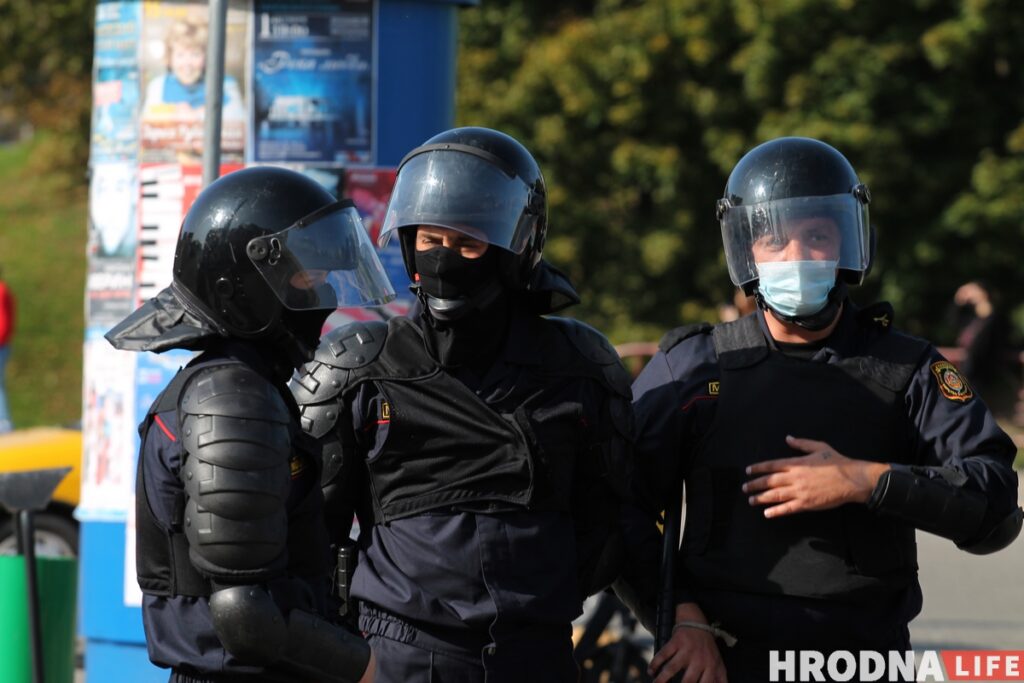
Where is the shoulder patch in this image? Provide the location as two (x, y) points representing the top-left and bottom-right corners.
(658, 323), (713, 353)
(930, 360), (974, 403)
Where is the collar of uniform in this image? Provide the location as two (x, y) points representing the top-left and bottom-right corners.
(499, 305), (546, 367)
(206, 338), (291, 387)
(758, 298), (859, 362)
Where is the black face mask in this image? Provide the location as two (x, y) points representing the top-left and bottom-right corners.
(420, 292), (510, 371)
(414, 247), (499, 300)
(280, 307), (331, 357)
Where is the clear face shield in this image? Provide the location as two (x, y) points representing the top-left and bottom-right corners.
(247, 200), (396, 310)
(376, 149), (540, 253)
(719, 193), (870, 288)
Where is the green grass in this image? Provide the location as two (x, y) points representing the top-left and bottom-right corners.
(0, 136), (87, 428)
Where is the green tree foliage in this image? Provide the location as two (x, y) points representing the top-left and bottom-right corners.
(0, 0), (95, 180)
(457, 0), (1024, 343)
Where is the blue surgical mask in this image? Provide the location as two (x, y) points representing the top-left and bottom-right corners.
(756, 260), (838, 318)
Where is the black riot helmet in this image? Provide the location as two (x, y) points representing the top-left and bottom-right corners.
(172, 166), (394, 359)
(377, 127), (549, 317)
(717, 137), (872, 294)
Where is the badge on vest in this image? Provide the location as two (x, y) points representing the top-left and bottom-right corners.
(930, 360), (973, 402)
(708, 381), (720, 396)
(380, 401), (390, 422)
(289, 453), (307, 479)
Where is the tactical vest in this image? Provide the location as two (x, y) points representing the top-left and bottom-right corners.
(135, 358), (324, 597)
(681, 313), (930, 601)
(337, 317), (622, 525)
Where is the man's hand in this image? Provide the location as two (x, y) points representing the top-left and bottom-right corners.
(648, 603), (728, 683)
(358, 649), (376, 683)
(743, 436), (890, 518)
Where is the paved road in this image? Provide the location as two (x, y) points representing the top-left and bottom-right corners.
(75, 496), (1024, 682)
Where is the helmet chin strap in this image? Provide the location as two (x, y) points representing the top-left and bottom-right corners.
(414, 278), (504, 323)
(756, 281), (847, 332)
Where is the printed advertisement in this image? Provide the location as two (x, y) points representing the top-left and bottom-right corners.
(342, 167), (412, 300)
(252, 0), (375, 164)
(91, 1), (143, 162)
(139, 0), (250, 164)
(136, 163), (244, 307)
(87, 161), (138, 322)
(76, 327), (138, 522)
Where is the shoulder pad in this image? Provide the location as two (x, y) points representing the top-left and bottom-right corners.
(314, 320), (388, 370)
(658, 323), (713, 353)
(857, 302), (896, 331)
(291, 358), (350, 407)
(712, 315), (768, 369)
(548, 317), (619, 365)
(180, 363), (289, 424)
(291, 320), (388, 411)
(547, 317), (632, 398)
(858, 329), (931, 392)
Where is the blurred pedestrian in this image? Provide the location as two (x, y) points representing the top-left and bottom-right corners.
(0, 265), (14, 433)
(954, 280), (1015, 414)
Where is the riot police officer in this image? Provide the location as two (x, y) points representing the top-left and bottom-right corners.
(634, 137), (1023, 682)
(290, 127), (635, 682)
(106, 166), (393, 682)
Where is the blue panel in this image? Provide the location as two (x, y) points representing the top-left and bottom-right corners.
(86, 639), (166, 683)
(79, 521), (146, 643)
(377, 0), (460, 165)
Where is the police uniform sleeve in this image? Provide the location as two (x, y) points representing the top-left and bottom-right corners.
(867, 346), (1022, 554)
(618, 325), (719, 621)
(548, 318), (636, 600)
(179, 363), (370, 682)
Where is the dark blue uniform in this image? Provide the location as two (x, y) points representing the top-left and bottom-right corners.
(294, 308), (634, 682)
(632, 303), (1020, 680)
(135, 343), (333, 682)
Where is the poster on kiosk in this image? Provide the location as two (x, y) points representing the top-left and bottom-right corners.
(79, 0), (473, 680)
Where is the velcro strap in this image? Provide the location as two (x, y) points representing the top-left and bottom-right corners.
(170, 529), (212, 597)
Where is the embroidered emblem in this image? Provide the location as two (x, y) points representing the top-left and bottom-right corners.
(381, 401), (391, 421)
(930, 361), (973, 402)
(289, 454), (307, 479)
(872, 313), (890, 328)
(708, 381), (720, 396)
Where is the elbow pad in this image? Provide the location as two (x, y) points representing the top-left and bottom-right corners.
(959, 506), (1023, 555)
(867, 467), (986, 545)
(209, 585), (288, 665)
(209, 585), (371, 682)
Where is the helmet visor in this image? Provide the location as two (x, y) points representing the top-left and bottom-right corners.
(721, 193), (869, 287)
(377, 150), (539, 254)
(248, 201), (396, 310)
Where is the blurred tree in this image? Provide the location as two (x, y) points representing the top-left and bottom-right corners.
(457, 0), (1024, 343)
(0, 0), (94, 182)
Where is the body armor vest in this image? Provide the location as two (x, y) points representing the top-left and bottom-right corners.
(135, 358), (324, 597)
(681, 313), (929, 601)
(333, 316), (624, 524)
(347, 318), (544, 523)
